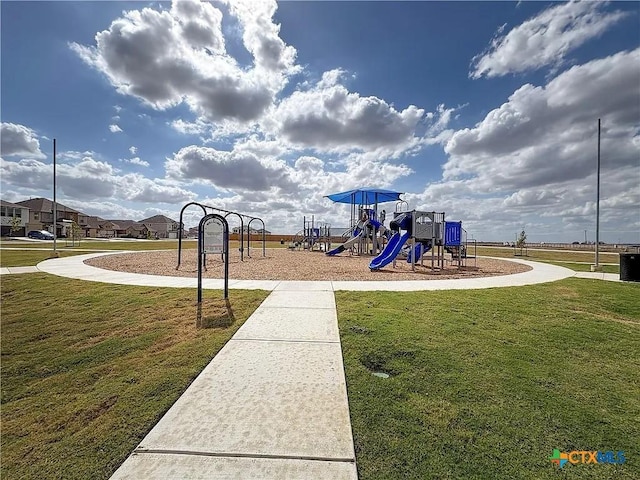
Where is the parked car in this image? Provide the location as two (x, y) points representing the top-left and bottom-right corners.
(27, 230), (55, 240)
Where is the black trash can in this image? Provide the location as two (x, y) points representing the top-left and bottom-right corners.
(620, 253), (640, 282)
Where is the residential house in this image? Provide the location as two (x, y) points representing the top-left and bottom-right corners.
(97, 220), (121, 238)
(1, 200), (30, 236)
(138, 214), (180, 239)
(82, 216), (104, 238)
(16, 197), (80, 237)
(124, 224), (154, 239)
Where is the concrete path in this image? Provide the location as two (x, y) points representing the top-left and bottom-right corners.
(111, 282), (357, 479)
(35, 253), (579, 291)
(0, 266), (40, 275)
(574, 271), (622, 282)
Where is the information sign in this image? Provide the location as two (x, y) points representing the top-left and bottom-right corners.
(203, 217), (224, 254)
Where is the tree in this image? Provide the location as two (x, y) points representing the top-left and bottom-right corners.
(9, 216), (22, 237)
(516, 230), (527, 249)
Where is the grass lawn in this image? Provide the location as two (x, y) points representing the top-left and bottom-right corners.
(476, 246), (620, 264)
(1, 274), (268, 480)
(0, 249), (89, 267)
(545, 261), (620, 274)
(336, 279), (639, 479)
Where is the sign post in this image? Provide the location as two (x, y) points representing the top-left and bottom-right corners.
(197, 214), (229, 314)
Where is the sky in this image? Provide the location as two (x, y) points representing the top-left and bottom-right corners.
(1, 0), (639, 242)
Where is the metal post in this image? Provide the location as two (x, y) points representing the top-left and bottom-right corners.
(595, 118), (601, 268)
(53, 139), (57, 254)
(411, 236), (416, 272)
(222, 222), (229, 299)
(197, 223), (203, 304)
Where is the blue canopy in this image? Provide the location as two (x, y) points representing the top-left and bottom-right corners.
(325, 188), (403, 205)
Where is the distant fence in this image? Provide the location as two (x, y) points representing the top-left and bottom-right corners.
(477, 242), (633, 253)
(223, 233), (345, 243)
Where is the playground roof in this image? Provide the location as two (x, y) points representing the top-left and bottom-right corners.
(325, 188), (404, 205)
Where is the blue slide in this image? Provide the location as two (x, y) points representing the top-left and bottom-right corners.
(407, 243), (431, 263)
(326, 227), (363, 256)
(369, 232), (411, 270)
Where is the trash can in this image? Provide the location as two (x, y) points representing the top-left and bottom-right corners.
(620, 253), (639, 282)
(280, 239), (284, 245)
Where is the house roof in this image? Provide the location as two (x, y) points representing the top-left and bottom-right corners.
(138, 214), (177, 224)
(107, 219), (139, 230)
(16, 197), (79, 213)
(85, 216), (104, 229)
(1, 199), (30, 209)
(125, 223), (156, 232)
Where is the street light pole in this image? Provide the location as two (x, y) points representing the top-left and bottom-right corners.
(53, 138), (57, 255)
(595, 119), (601, 269)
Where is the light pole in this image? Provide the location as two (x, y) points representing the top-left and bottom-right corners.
(593, 119), (601, 271)
(53, 138), (58, 256)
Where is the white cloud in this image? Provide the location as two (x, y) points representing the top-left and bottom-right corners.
(222, 0), (299, 74)
(409, 49), (640, 242)
(447, 48), (639, 188)
(471, 1), (628, 79)
(1, 155), (194, 204)
(124, 157), (150, 167)
(129, 146), (137, 155)
(118, 173), (195, 203)
(70, 0), (298, 129)
(170, 118), (209, 136)
(165, 145), (294, 192)
(109, 124), (123, 133)
(268, 70), (425, 153)
(0, 123), (47, 159)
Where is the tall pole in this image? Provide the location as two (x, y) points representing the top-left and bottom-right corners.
(595, 119), (601, 268)
(53, 138), (57, 255)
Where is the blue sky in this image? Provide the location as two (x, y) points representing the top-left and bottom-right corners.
(1, 0), (638, 242)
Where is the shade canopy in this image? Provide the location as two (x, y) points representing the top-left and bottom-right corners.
(325, 188), (404, 205)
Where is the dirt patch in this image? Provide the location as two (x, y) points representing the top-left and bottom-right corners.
(85, 248), (531, 281)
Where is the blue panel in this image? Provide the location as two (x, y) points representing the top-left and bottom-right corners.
(445, 221), (462, 246)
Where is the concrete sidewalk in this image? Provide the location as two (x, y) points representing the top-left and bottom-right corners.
(111, 282), (357, 479)
(35, 253), (578, 291)
(574, 271), (621, 282)
(0, 266), (40, 275)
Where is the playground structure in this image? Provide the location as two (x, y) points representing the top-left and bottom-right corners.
(325, 207), (390, 256)
(369, 207), (476, 272)
(320, 188), (476, 272)
(176, 201), (266, 269)
(323, 188), (403, 257)
(291, 215), (332, 252)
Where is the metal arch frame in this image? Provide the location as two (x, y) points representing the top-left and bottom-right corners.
(177, 201), (207, 269)
(222, 211), (244, 261)
(177, 201), (269, 264)
(247, 217), (266, 257)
